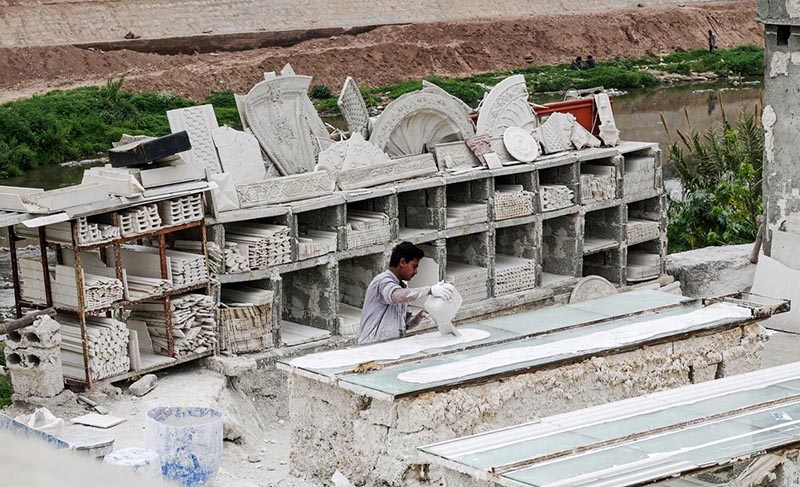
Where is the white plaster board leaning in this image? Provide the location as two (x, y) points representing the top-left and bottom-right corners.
(369, 89), (476, 157)
(571, 122), (602, 150)
(244, 75), (318, 175)
(212, 126), (268, 185)
(236, 171), (335, 207)
(476, 74), (538, 137)
(234, 93), (250, 131)
(751, 254), (800, 333)
(208, 173), (240, 213)
(338, 153), (438, 190)
(770, 230), (800, 270)
(138, 162), (206, 188)
(594, 94), (620, 146)
(338, 76), (370, 138)
(166, 104), (223, 174)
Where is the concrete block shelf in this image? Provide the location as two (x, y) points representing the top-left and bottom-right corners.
(204, 141), (667, 349)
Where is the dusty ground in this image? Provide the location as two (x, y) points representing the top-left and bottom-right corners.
(0, 1), (760, 103)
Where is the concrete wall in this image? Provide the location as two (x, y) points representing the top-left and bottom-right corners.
(288, 322), (762, 486)
(0, 0), (731, 48)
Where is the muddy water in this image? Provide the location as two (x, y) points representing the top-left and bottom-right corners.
(0, 82), (761, 190)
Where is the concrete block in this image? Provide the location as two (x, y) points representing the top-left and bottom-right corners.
(5, 347), (64, 398)
(4, 315), (62, 350)
(666, 244), (755, 298)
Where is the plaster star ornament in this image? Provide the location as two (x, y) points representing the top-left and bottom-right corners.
(369, 89), (476, 157)
(476, 74), (539, 137)
(594, 93), (620, 147)
(502, 126), (540, 163)
(338, 76), (370, 138)
(244, 74), (319, 175)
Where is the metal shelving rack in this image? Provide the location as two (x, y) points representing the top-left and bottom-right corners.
(8, 213), (212, 389)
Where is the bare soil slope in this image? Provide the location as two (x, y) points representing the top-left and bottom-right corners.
(0, 1), (761, 102)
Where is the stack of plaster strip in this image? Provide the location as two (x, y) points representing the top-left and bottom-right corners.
(224, 223), (292, 269)
(122, 244), (208, 286)
(446, 261), (488, 305)
(627, 252), (661, 281)
(57, 314), (130, 381)
(580, 165), (616, 202)
(297, 229), (337, 260)
(129, 294), (216, 357)
(16, 218), (120, 246)
(494, 254), (537, 296)
(337, 303), (363, 336)
(345, 210), (391, 248)
(77, 250), (171, 302)
(159, 194), (204, 225)
(19, 259), (123, 310)
(494, 185), (534, 220)
(623, 155), (656, 195)
(539, 185), (574, 211)
(220, 286), (274, 352)
(626, 219), (661, 245)
(118, 204), (162, 236)
(446, 202), (488, 228)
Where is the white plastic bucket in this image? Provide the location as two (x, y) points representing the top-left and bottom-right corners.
(145, 407), (223, 487)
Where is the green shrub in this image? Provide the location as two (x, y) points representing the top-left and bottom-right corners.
(310, 84), (333, 99)
(424, 76), (486, 105)
(666, 99), (763, 252)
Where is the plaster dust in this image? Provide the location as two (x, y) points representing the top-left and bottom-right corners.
(398, 303), (751, 384)
(1, 365), (322, 487)
(288, 327), (490, 370)
(0, 1), (760, 102)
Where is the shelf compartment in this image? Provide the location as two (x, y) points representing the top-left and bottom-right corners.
(280, 261), (338, 337)
(583, 205), (624, 256)
(446, 179), (490, 228)
(626, 195), (665, 246)
(579, 156), (621, 204)
(446, 232), (491, 304)
(493, 172), (535, 220)
(296, 204), (346, 253)
(582, 248), (624, 285)
(338, 252), (386, 336)
(541, 214), (580, 285)
(626, 239), (664, 283)
(538, 163), (578, 212)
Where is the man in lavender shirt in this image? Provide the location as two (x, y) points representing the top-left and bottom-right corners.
(358, 242), (453, 344)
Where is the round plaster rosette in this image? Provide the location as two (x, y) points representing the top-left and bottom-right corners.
(502, 126), (540, 163)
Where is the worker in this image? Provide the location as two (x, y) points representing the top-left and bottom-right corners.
(570, 56), (584, 71)
(708, 29), (718, 54)
(585, 55), (596, 69)
(358, 242), (454, 344)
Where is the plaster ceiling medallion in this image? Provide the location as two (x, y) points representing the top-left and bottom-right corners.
(502, 127), (539, 163)
(369, 90), (475, 158)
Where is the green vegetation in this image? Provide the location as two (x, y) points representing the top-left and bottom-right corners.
(665, 97), (763, 252)
(0, 346), (9, 408)
(0, 46), (765, 178)
(0, 76), (241, 179)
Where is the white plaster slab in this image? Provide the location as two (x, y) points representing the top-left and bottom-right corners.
(752, 254), (800, 333)
(369, 90), (475, 157)
(21, 183), (107, 214)
(71, 413), (126, 429)
(127, 319), (154, 354)
(212, 126), (268, 185)
(409, 257), (441, 307)
(503, 126), (540, 162)
(244, 75), (318, 175)
(398, 303), (750, 383)
(571, 122), (602, 150)
(476, 74), (538, 137)
(316, 132), (391, 184)
(166, 104), (222, 174)
(0, 186), (44, 211)
(138, 162), (206, 188)
(288, 328), (490, 370)
(208, 173), (240, 213)
(338, 76), (370, 138)
(484, 152), (504, 170)
(539, 112), (575, 154)
(234, 93), (250, 131)
(236, 171), (335, 207)
(770, 230), (800, 270)
(82, 167), (145, 197)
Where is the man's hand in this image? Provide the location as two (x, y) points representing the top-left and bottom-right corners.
(407, 310), (429, 329)
(430, 282), (454, 301)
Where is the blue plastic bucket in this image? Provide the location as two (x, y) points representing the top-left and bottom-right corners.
(145, 407), (223, 487)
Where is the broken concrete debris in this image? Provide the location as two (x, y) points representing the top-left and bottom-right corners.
(4, 315), (64, 400)
(128, 374), (158, 397)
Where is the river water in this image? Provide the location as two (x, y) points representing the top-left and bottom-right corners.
(0, 81), (762, 190)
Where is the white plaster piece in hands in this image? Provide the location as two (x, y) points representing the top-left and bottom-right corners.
(503, 127), (540, 162)
(424, 285), (463, 337)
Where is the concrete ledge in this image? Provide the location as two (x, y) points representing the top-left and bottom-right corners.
(667, 244), (756, 298)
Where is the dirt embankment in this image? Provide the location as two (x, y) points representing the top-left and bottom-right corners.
(0, 1), (761, 103)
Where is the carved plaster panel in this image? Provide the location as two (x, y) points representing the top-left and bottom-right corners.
(244, 75), (318, 176)
(422, 80), (472, 119)
(338, 76), (370, 138)
(369, 90), (475, 158)
(595, 93), (620, 147)
(316, 132), (391, 179)
(476, 75), (538, 137)
(538, 112), (575, 154)
(465, 135), (492, 165)
(571, 122), (602, 150)
(166, 104), (222, 174)
(490, 136), (515, 163)
(338, 154), (438, 190)
(434, 141), (481, 171)
(236, 172), (335, 207)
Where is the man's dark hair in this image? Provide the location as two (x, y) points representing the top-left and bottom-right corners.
(587, 55), (594, 60)
(390, 242), (424, 267)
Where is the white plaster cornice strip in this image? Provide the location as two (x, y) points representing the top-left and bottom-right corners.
(236, 172), (336, 207)
(338, 153), (438, 190)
